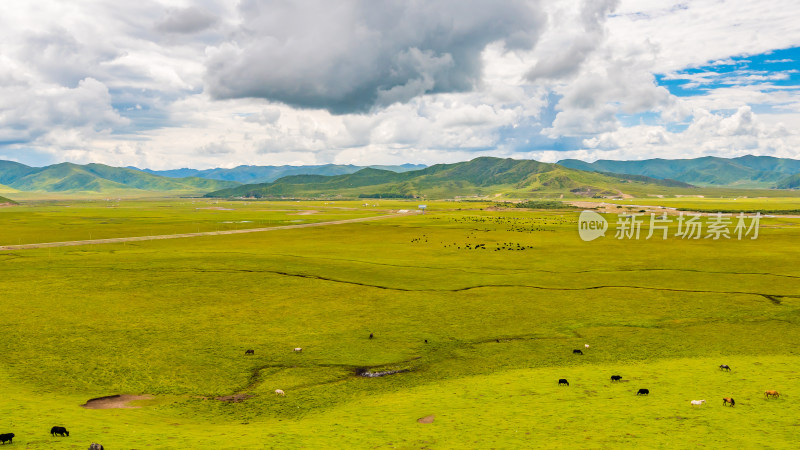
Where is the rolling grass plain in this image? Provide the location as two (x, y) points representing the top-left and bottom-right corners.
(0, 199), (392, 246)
(0, 198), (799, 448)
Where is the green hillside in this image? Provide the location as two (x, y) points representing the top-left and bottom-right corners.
(0, 161), (240, 194)
(206, 157), (698, 199)
(0, 160), (38, 185)
(0, 195), (16, 204)
(557, 155), (800, 188)
(776, 173), (800, 189)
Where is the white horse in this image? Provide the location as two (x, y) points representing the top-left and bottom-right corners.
(275, 389), (285, 396)
(293, 347), (302, 352)
(690, 399), (706, 406)
(584, 344), (590, 349)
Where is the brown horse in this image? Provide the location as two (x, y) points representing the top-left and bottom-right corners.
(723, 397), (735, 406)
(765, 390), (780, 398)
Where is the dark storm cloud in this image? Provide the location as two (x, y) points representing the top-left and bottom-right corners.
(204, 0), (545, 114)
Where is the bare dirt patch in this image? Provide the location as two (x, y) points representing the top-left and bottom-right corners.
(82, 394), (153, 409)
(291, 210), (319, 215)
(568, 201), (627, 214)
(215, 393), (253, 403)
(417, 415), (435, 424)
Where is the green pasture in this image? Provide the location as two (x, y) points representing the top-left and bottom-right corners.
(0, 199), (405, 246)
(0, 200), (798, 447)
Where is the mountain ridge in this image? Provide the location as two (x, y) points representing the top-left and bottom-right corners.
(557, 155), (800, 188)
(205, 156), (698, 199)
(136, 163), (427, 184)
(0, 161), (240, 194)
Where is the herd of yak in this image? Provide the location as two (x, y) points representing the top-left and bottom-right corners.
(562, 351), (782, 408)
(0, 343), (785, 446)
(0, 427), (104, 448)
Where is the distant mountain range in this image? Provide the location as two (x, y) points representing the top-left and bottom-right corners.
(0, 161), (426, 197)
(137, 163), (427, 184)
(0, 161), (239, 194)
(1, 154), (798, 199)
(205, 157), (695, 199)
(557, 155), (800, 188)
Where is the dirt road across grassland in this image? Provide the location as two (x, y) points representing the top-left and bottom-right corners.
(0, 211), (418, 251)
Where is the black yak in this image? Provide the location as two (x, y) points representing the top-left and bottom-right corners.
(50, 426), (69, 437)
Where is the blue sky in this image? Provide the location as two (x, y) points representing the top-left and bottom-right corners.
(657, 46), (800, 99)
(0, 0), (799, 169)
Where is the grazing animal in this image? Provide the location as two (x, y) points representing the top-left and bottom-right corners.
(723, 397), (735, 406)
(275, 389), (285, 396)
(369, 333), (374, 339)
(572, 349), (583, 355)
(293, 348), (302, 352)
(89, 444), (105, 450)
(0, 433), (14, 444)
(690, 400), (706, 406)
(636, 388), (649, 396)
(245, 349), (254, 355)
(719, 364), (731, 371)
(424, 339), (428, 343)
(50, 426), (69, 437)
(558, 378), (569, 386)
(584, 344), (590, 349)
(610, 375), (622, 382)
(765, 390), (780, 398)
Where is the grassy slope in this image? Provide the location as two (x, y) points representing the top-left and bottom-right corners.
(81, 163), (240, 191)
(0, 182), (21, 194)
(0, 160), (39, 185)
(0, 201), (799, 447)
(775, 173), (800, 189)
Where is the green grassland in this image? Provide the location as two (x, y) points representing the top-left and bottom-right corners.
(0, 200), (799, 447)
(0, 199), (401, 246)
